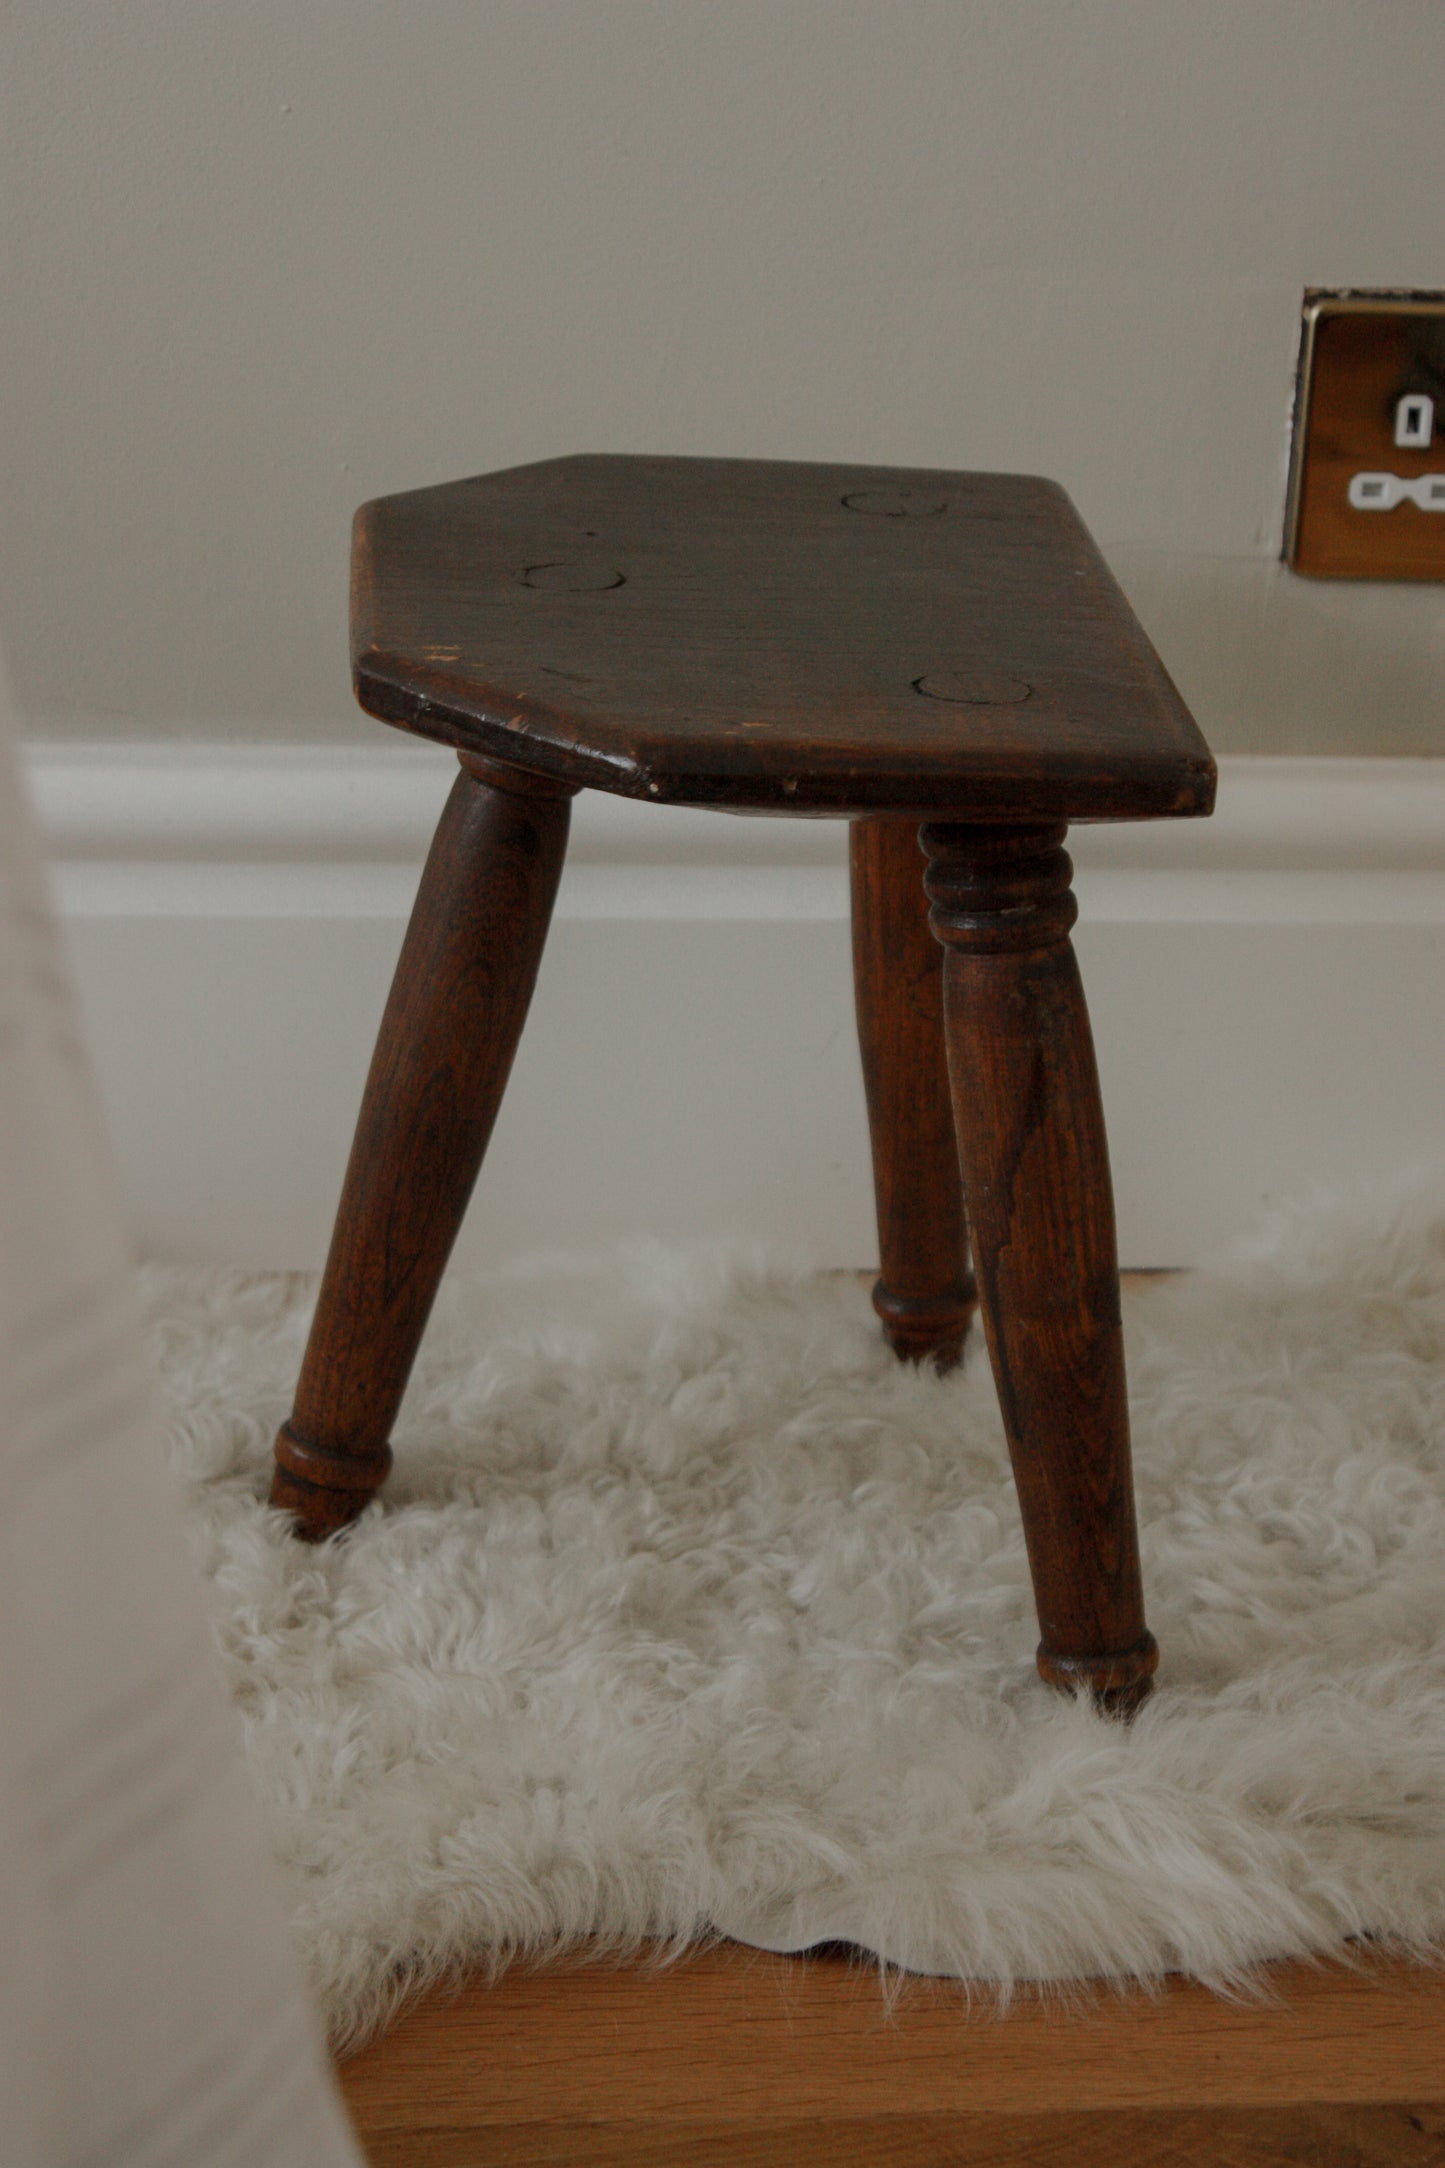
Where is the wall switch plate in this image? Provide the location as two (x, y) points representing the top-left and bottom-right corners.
(1284, 290), (1445, 580)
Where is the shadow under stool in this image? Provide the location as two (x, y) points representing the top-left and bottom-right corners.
(269, 454), (1216, 1714)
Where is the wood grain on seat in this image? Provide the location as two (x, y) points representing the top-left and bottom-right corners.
(351, 454), (1216, 821)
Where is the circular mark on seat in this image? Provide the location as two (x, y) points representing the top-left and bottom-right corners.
(913, 672), (1031, 705)
(518, 561), (626, 592)
(841, 488), (947, 518)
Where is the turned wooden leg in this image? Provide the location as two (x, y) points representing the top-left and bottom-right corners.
(849, 818), (975, 1368)
(921, 821), (1157, 1712)
(270, 754), (574, 1539)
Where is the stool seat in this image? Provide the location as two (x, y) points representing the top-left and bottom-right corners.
(353, 453), (1215, 822)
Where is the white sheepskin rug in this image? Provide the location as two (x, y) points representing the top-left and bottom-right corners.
(143, 1176), (1445, 2047)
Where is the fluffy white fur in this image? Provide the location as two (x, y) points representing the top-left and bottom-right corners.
(142, 1176), (1445, 2047)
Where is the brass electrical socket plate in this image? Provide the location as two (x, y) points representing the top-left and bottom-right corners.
(1285, 291), (1445, 580)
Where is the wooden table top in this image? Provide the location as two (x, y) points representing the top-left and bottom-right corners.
(352, 454), (1215, 822)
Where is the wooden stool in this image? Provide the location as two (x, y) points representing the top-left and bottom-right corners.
(270, 456), (1215, 1713)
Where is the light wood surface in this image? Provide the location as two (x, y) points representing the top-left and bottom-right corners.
(336, 1940), (1445, 2166)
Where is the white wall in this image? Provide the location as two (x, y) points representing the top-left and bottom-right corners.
(3, 1), (1443, 753)
(6, 7), (1445, 1270)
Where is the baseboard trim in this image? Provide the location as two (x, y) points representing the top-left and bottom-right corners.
(22, 743), (1445, 1270)
(25, 744), (1445, 924)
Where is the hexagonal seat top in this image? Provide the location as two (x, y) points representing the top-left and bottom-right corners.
(352, 454), (1215, 822)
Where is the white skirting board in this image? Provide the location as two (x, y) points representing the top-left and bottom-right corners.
(23, 741), (1445, 1271)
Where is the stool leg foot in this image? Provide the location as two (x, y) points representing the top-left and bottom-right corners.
(849, 817), (975, 1369)
(921, 822), (1156, 1714)
(270, 757), (573, 1540)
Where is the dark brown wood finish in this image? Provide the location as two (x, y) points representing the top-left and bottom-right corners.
(271, 756), (572, 1538)
(849, 816), (974, 1366)
(922, 821), (1155, 1710)
(272, 453), (1213, 1708)
(351, 455), (1216, 821)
